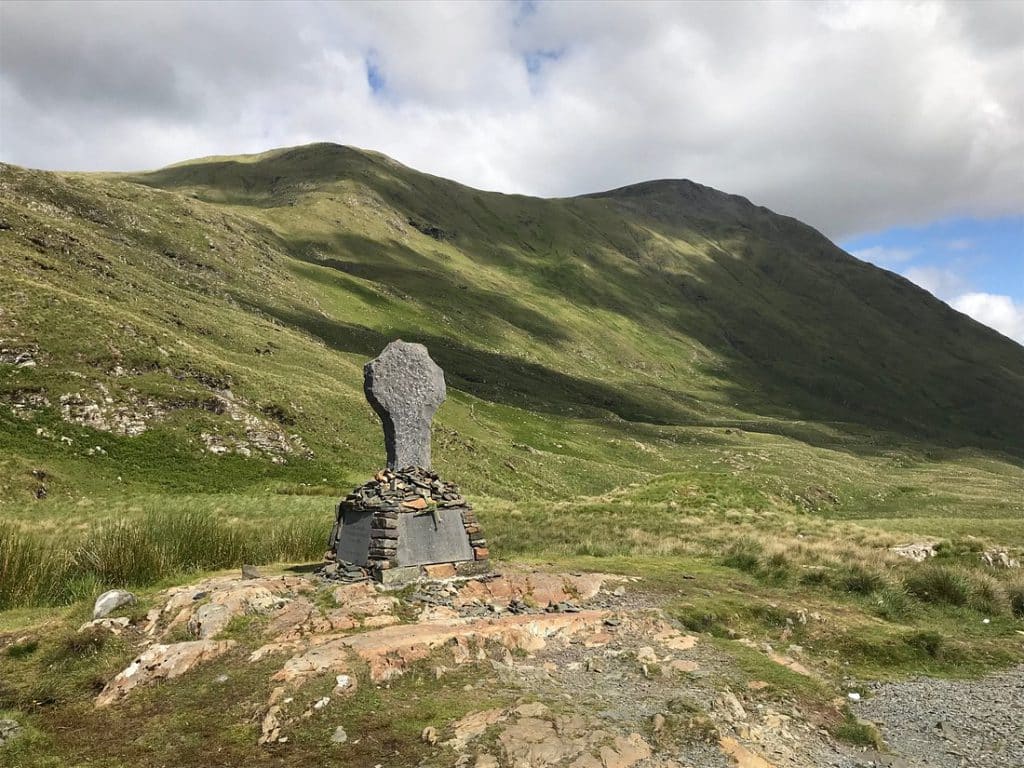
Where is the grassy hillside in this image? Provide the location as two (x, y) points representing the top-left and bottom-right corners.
(3, 145), (1024, 767)
(2, 143), (1022, 490)
(1, 142), (1022, 595)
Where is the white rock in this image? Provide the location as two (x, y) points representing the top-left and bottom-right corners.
(636, 646), (658, 664)
(93, 589), (136, 619)
(847, 692), (861, 702)
(78, 616), (131, 634)
(331, 725), (348, 744)
(334, 674), (354, 691)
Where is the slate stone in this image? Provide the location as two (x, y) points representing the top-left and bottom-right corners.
(364, 340), (445, 471)
(336, 508), (375, 566)
(395, 509), (474, 566)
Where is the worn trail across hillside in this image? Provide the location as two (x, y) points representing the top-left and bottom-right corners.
(5, 565), (1017, 767)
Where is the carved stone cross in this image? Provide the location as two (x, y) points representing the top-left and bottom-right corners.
(364, 340), (446, 470)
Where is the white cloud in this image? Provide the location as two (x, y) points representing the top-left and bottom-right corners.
(945, 238), (975, 251)
(850, 246), (919, 267)
(951, 292), (1024, 344)
(902, 266), (971, 299)
(0, 0), (1022, 239)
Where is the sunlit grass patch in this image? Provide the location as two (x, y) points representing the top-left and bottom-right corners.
(0, 509), (326, 610)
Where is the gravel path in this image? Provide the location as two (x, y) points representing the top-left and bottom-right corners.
(854, 664), (1024, 768)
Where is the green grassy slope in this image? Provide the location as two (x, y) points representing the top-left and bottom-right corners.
(1, 142), (1022, 509)
(4, 144), (1024, 766)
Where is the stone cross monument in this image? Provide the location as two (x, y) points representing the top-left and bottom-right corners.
(363, 340), (446, 470)
(328, 339), (489, 585)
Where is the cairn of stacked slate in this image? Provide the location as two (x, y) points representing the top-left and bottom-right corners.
(327, 341), (490, 586)
(327, 466), (489, 583)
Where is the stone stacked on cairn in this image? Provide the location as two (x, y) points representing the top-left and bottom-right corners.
(330, 466), (489, 577)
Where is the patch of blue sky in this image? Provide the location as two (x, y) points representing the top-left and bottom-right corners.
(511, 0), (539, 27)
(841, 216), (1023, 301)
(366, 57), (386, 95)
(524, 48), (563, 77)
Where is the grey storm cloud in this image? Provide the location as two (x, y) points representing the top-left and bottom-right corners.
(1, 0), (1021, 240)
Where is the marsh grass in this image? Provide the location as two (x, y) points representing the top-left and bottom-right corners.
(837, 562), (889, 595)
(903, 564), (973, 607)
(0, 511), (324, 610)
(1008, 577), (1024, 618)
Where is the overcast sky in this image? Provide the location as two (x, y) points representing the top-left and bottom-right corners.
(1, 0), (1021, 341)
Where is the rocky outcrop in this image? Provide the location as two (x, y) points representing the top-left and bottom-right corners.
(95, 639), (237, 707)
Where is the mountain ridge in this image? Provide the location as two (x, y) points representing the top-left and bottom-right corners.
(1, 142), (1022, 506)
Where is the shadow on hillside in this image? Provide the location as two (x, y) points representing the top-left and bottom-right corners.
(136, 145), (1024, 461)
(283, 232), (571, 345)
(252, 302), (702, 427)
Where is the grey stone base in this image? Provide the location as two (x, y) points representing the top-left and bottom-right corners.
(372, 558), (491, 588)
(454, 559), (492, 577)
(375, 566), (423, 588)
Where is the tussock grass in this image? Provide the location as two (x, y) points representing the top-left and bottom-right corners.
(1008, 577), (1024, 618)
(969, 573), (1009, 616)
(903, 630), (947, 660)
(0, 512), (325, 610)
(903, 564), (973, 607)
(721, 538), (764, 574)
(873, 585), (918, 621)
(837, 562), (888, 595)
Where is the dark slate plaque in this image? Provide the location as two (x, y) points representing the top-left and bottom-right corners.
(336, 508), (374, 566)
(396, 508), (474, 566)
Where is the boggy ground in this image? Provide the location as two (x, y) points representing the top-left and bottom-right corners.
(4, 563), (1020, 768)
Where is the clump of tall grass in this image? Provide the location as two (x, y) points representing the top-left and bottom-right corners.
(873, 585), (917, 622)
(759, 550), (794, 584)
(1007, 577), (1024, 618)
(0, 512), (326, 611)
(75, 520), (167, 587)
(837, 562), (888, 595)
(720, 538), (794, 583)
(904, 629), (946, 660)
(901, 563), (1018, 616)
(0, 523), (74, 608)
(721, 537), (764, 574)
(969, 573), (1008, 616)
(903, 564), (972, 606)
